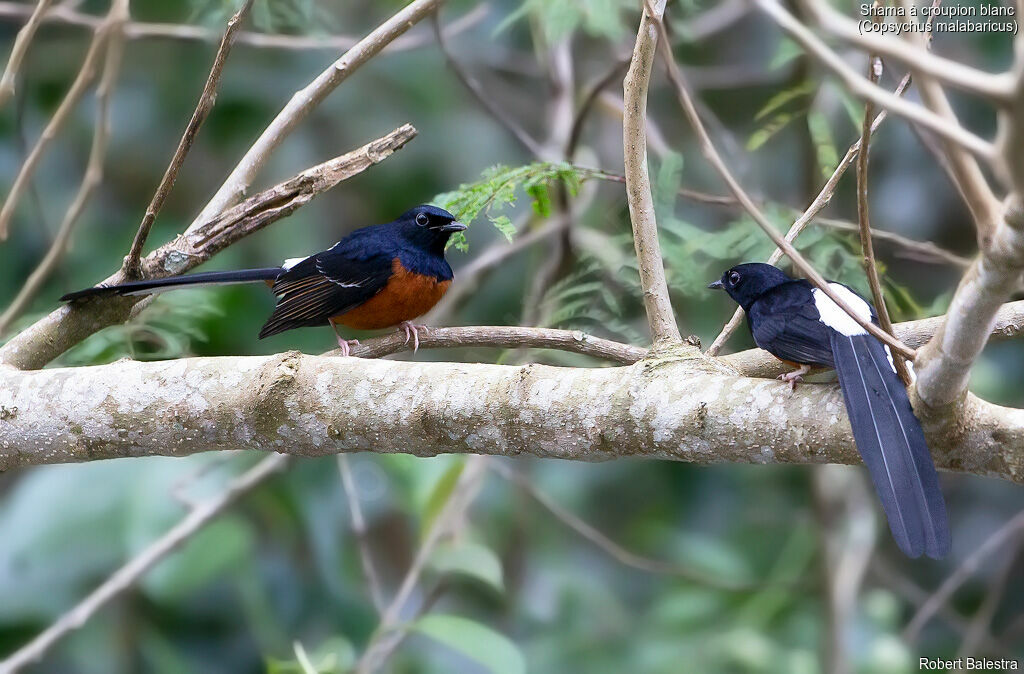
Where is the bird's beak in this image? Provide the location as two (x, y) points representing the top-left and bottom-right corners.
(707, 280), (724, 290)
(440, 221), (467, 232)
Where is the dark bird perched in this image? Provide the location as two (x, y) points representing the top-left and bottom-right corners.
(709, 263), (950, 559)
(61, 205), (466, 355)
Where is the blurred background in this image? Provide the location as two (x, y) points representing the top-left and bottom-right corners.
(0, 0), (1021, 671)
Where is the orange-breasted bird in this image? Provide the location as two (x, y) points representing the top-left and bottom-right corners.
(61, 205), (466, 355)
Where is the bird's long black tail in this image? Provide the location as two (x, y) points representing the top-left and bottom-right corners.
(60, 268), (283, 302)
(831, 332), (950, 559)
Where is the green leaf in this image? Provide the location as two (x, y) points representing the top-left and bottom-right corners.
(427, 541), (505, 593)
(421, 458), (466, 536)
(806, 110), (840, 180)
(412, 614), (525, 674)
(489, 215), (517, 243)
(754, 81), (814, 121)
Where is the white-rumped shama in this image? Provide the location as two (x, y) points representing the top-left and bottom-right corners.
(710, 262), (949, 559)
(61, 205), (466, 355)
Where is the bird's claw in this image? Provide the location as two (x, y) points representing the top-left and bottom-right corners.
(777, 372), (803, 391)
(399, 321), (425, 353)
(335, 337), (360, 357)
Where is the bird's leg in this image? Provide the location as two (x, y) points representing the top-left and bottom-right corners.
(398, 321), (426, 353)
(331, 323), (360, 357)
(778, 363), (812, 391)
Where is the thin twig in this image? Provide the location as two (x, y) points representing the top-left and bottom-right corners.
(0, 0), (127, 335)
(814, 217), (971, 268)
(0, 2), (486, 54)
(0, 0), (53, 107)
(903, 510), (1024, 643)
(337, 455), (385, 614)
(0, 454), (290, 674)
(122, 0), (254, 277)
(431, 10), (543, 158)
(189, 0), (444, 229)
(566, 54), (631, 159)
(355, 457), (488, 674)
(856, 18), (912, 385)
(646, 3), (917, 360)
(0, 6), (114, 239)
(335, 325), (647, 364)
(492, 462), (765, 591)
(623, 0), (681, 346)
(957, 540), (1021, 657)
(750, 0), (996, 163)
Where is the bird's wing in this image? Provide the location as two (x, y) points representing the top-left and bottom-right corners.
(749, 282), (835, 368)
(258, 242), (393, 339)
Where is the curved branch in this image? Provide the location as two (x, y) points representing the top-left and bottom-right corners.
(0, 348), (1020, 482)
(623, 0), (681, 346)
(751, 0), (996, 163)
(0, 0), (52, 107)
(339, 325), (646, 363)
(190, 0), (443, 228)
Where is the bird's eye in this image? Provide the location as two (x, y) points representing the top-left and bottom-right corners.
(728, 271), (741, 285)
(415, 213), (429, 227)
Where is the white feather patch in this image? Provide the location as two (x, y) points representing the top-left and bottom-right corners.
(282, 256), (309, 270)
(812, 284), (872, 336)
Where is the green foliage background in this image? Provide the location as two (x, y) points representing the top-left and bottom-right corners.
(0, 0), (1021, 672)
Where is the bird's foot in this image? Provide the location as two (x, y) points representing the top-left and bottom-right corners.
(335, 337), (361, 357)
(777, 365), (812, 391)
(398, 321), (426, 352)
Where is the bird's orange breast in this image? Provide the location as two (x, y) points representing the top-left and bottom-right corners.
(330, 258), (451, 330)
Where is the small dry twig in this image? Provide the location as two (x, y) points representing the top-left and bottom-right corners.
(0, 0), (53, 107)
(122, 0), (255, 277)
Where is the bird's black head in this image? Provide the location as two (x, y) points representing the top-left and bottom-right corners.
(394, 205), (466, 255)
(708, 262), (793, 311)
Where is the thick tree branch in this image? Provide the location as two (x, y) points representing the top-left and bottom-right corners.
(0, 348), (1020, 482)
(0, 126), (416, 370)
(190, 0), (443, 228)
(623, 0), (681, 346)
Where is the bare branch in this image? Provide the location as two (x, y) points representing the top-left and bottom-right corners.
(0, 0), (127, 335)
(431, 10), (543, 158)
(0, 0), (52, 107)
(0, 454), (290, 674)
(623, 0), (681, 346)
(0, 2), (486, 54)
(646, 5), (917, 360)
(903, 510), (1024, 643)
(190, 0), (444, 229)
(337, 455), (385, 614)
(492, 461), (762, 591)
(814, 217), (972, 269)
(1, 347), (1021, 481)
(856, 37), (913, 385)
(337, 325), (647, 364)
(750, 0), (996, 163)
(122, 0), (255, 277)
(801, 0), (1012, 102)
(0, 126), (416, 370)
(0, 3), (116, 239)
(355, 457), (488, 673)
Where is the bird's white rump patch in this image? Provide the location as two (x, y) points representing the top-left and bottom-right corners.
(282, 256), (309, 270)
(812, 283), (872, 336)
